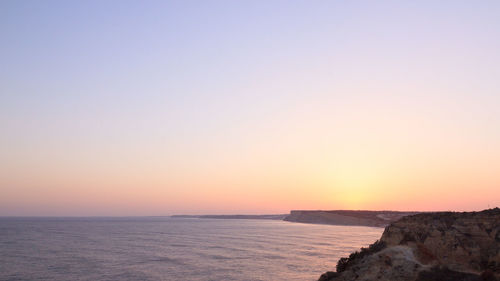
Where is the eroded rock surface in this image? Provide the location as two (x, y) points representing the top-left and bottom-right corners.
(319, 208), (500, 281)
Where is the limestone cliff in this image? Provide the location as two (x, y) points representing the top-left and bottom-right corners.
(318, 208), (500, 281)
(284, 210), (419, 227)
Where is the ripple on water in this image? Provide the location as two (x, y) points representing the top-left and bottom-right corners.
(0, 218), (383, 281)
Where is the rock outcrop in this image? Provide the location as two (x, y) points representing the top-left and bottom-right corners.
(284, 210), (419, 227)
(319, 208), (500, 281)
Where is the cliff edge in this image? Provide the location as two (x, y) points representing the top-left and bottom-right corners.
(318, 208), (500, 281)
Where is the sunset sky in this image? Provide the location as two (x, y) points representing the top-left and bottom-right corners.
(1, 0), (499, 216)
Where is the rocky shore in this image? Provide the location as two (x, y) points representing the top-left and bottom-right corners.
(318, 208), (500, 281)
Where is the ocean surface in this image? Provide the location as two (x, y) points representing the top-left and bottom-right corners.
(0, 217), (383, 281)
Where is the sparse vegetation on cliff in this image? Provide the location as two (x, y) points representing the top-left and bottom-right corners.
(318, 208), (500, 281)
(336, 240), (387, 273)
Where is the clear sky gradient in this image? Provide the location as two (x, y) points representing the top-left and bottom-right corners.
(1, 0), (499, 215)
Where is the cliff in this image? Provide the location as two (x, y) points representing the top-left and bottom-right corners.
(284, 210), (419, 227)
(318, 208), (500, 281)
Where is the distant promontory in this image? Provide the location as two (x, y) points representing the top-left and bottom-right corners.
(283, 210), (420, 227)
(171, 210), (419, 227)
(170, 214), (288, 220)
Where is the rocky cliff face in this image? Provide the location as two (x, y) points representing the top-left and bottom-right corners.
(284, 210), (419, 227)
(318, 208), (500, 281)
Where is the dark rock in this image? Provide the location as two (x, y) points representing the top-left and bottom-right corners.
(415, 266), (482, 281)
(318, 271), (338, 281)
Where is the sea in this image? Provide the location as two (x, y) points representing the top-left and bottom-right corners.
(0, 217), (383, 281)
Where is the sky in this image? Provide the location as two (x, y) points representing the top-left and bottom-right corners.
(1, 0), (500, 216)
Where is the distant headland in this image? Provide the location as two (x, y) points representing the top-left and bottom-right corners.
(284, 210), (421, 227)
(170, 214), (288, 220)
(171, 210), (420, 227)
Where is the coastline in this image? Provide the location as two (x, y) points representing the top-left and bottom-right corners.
(318, 208), (500, 281)
(171, 210), (420, 228)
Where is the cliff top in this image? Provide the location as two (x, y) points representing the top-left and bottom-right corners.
(319, 208), (500, 281)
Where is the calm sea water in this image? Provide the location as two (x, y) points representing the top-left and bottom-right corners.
(0, 217), (382, 281)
